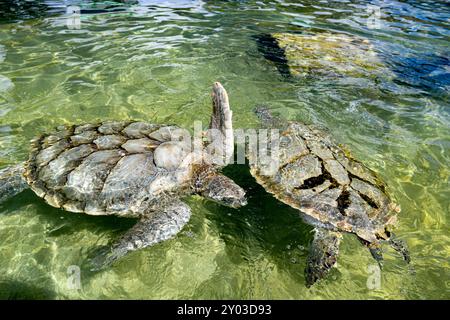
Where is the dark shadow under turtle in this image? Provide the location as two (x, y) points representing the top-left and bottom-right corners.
(0, 278), (57, 300)
(204, 163), (315, 285)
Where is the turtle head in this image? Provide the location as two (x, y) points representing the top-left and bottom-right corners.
(197, 172), (247, 209)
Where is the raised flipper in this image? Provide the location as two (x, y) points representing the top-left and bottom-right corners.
(86, 200), (191, 271)
(359, 233), (410, 267)
(206, 82), (234, 166)
(0, 163), (28, 204)
(305, 228), (342, 287)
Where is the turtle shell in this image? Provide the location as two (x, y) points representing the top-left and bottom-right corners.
(249, 122), (400, 243)
(268, 32), (391, 79)
(24, 121), (195, 217)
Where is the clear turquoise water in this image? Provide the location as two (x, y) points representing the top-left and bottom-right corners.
(0, 0), (448, 299)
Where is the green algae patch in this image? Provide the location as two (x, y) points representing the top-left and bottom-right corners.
(272, 32), (391, 79)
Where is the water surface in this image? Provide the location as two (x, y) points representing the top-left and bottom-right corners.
(0, 0), (448, 299)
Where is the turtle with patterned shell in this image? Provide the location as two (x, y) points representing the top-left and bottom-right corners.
(249, 106), (410, 286)
(0, 82), (247, 270)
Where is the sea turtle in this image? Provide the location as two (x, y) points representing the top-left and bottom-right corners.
(0, 82), (247, 270)
(248, 106), (410, 286)
(255, 32), (391, 80)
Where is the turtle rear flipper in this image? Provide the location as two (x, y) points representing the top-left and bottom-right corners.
(305, 228), (342, 287)
(359, 234), (410, 268)
(0, 163), (28, 204)
(85, 200), (191, 272)
(388, 233), (411, 263)
(358, 238), (384, 268)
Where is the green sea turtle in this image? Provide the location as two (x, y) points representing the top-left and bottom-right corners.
(248, 106), (410, 286)
(256, 32), (391, 79)
(0, 82), (247, 270)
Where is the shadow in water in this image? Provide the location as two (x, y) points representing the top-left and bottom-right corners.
(253, 33), (292, 79)
(1, 188), (135, 238)
(0, 278), (56, 299)
(204, 163), (314, 283)
(0, 188), (137, 286)
(0, 0), (51, 24)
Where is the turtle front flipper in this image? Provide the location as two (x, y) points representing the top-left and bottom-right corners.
(388, 233), (411, 263)
(86, 200), (191, 272)
(0, 163), (28, 204)
(305, 228), (342, 287)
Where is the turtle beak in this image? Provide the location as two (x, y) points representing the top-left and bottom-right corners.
(228, 196), (247, 209)
(198, 173), (247, 209)
(227, 185), (247, 209)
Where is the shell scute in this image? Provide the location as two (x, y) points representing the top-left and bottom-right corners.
(323, 159), (350, 185)
(122, 122), (160, 138)
(98, 121), (129, 135)
(70, 130), (98, 146)
(278, 132), (309, 167)
(121, 138), (159, 153)
(74, 123), (98, 134)
(276, 154), (322, 189)
(94, 134), (127, 150)
(35, 140), (70, 168)
(148, 125), (182, 142)
(64, 149), (124, 202)
(98, 153), (157, 215)
(38, 144), (96, 189)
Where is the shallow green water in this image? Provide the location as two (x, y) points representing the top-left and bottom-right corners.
(0, 0), (449, 299)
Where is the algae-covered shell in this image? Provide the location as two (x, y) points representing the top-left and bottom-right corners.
(261, 32), (392, 79)
(248, 121), (399, 242)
